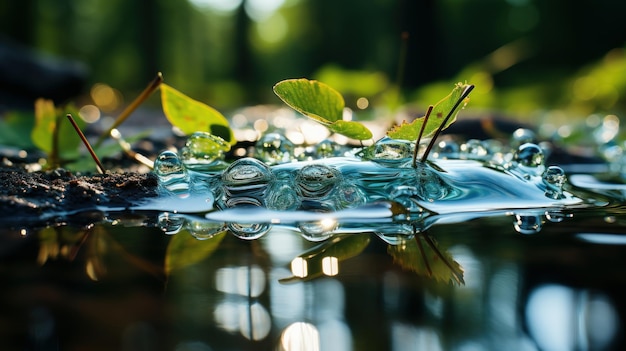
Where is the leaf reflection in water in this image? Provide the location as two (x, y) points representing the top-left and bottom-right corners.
(387, 231), (464, 285)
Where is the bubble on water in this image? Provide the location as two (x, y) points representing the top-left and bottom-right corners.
(335, 182), (366, 209)
(158, 212), (185, 235)
(154, 150), (189, 193)
(222, 157), (274, 197)
(515, 143), (544, 167)
(375, 225), (415, 245)
(296, 164), (341, 199)
(511, 128), (536, 147)
(266, 181), (301, 211)
(513, 143), (545, 177)
(255, 132), (294, 165)
(187, 220), (228, 240)
(543, 166), (566, 199)
(513, 213), (543, 234)
(431, 139), (459, 159)
(298, 217), (337, 242)
(415, 165), (450, 202)
(228, 222), (271, 240)
(545, 210), (569, 223)
(368, 137), (413, 164)
(460, 139), (488, 160)
(181, 132), (229, 170)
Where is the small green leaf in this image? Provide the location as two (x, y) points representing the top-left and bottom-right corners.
(160, 83), (235, 144)
(329, 120), (373, 140)
(387, 82), (471, 140)
(165, 230), (227, 276)
(31, 99), (83, 158)
(273, 78), (373, 140)
(0, 110), (36, 149)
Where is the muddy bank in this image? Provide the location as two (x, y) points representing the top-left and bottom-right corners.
(0, 166), (158, 226)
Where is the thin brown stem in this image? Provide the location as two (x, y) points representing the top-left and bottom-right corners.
(412, 105), (433, 168)
(66, 114), (105, 174)
(421, 84), (475, 163)
(95, 72), (163, 148)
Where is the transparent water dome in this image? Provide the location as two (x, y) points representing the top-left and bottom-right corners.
(149, 128), (598, 242)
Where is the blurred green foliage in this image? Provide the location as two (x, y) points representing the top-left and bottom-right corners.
(1, 0), (625, 119)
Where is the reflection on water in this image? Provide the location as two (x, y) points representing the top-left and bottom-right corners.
(1, 207), (626, 350)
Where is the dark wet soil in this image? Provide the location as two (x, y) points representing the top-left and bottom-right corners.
(0, 165), (158, 226)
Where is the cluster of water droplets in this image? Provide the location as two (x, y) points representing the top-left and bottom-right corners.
(153, 127), (581, 242)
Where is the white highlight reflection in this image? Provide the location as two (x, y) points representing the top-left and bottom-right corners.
(279, 322), (320, 351)
(525, 284), (620, 351)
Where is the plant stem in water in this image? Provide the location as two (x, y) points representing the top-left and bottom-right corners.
(421, 84), (474, 163)
(412, 105), (433, 168)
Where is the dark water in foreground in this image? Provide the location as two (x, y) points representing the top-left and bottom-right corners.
(1, 204), (625, 351)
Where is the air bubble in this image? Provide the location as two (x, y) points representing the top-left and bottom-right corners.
(228, 222), (271, 240)
(515, 143), (544, 167)
(222, 157), (274, 197)
(255, 132), (294, 165)
(180, 132), (229, 170)
(158, 212), (185, 234)
(513, 213), (543, 234)
(298, 218), (337, 242)
(543, 166), (566, 199)
(187, 220), (228, 240)
(154, 150), (189, 193)
(368, 137), (413, 164)
(296, 164), (341, 199)
(511, 128), (536, 147)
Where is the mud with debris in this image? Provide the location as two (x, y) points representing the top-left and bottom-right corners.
(0, 166), (158, 226)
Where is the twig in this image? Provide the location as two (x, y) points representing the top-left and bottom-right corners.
(94, 72), (163, 148)
(412, 105), (433, 168)
(421, 84), (475, 163)
(66, 114), (105, 174)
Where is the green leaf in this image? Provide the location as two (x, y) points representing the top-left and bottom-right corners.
(387, 234), (464, 284)
(31, 99), (83, 158)
(273, 78), (373, 140)
(279, 234), (370, 283)
(0, 110), (36, 149)
(387, 82), (471, 140)
(160, 83), (235, 144)
(165, 230), (227, 276)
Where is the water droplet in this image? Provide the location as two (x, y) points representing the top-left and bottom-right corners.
(154, 150), (189, 193)
(511, 128), (536, 147)
(187, 220), (227, 240)
(335, 182), (366, 209)
(181, 132), (229, 170)
(254, 132), (294, 165)
(298, 217), (337, 242)
(266, 181), (301, 211)
(222, 157), (274, 197)
(515, 143), (544, 167)
(513, 213), (543, 234)
(543, 166), (566, 199)
(228, 222), (271, 240)
(296, 164), (341, 199)
(369, 137), (413, 164)
(415, 165), (450, 202)
(158, 212), (185, 234)
(431, 139), (459, 159)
